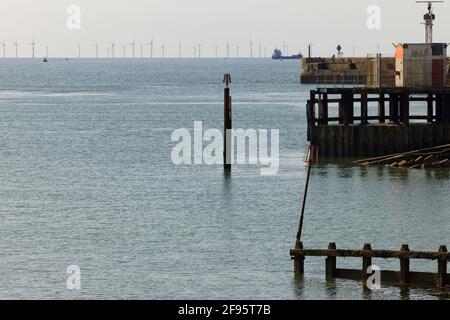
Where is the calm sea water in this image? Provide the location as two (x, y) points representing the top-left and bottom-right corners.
(0, 58), (448, 300)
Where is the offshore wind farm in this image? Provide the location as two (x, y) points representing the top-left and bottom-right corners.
(0, 38), (301, 59)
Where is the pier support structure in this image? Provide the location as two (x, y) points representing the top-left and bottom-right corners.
(306, 87), (450, 157)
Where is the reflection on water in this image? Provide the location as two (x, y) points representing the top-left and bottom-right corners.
(292, 272), (446, 300)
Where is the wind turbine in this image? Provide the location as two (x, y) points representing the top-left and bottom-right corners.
(161, 43), (165, 58)
(236, 45), (239, 58)
(129, 40), (136, 58)
(111, 42), (115, 58)
(249, 39), (254, 58)
(122, 45), (127, 58)
(29, 37), (36, 59)
(107, 47), (110, 58)
(215, 44), (218, 58)
(226, 41), (230, 59)
(13, 41), (19, 58)
(77, 43), (81, 58)
(45, 46), (49, 58)
(264, 46), (267, 58)
(178, 42), (182, 58)
(198, 43), (202, 58)
(146, 38), (155, 59)
(94, 43), (99, 58)
(140, 44), (144, 58)
(259, 44), (262, 58)
(2, 43), (6, 58)
(193, 46), (197, 58)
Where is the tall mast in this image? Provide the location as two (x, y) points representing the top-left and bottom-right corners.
(416, 1), (444, 44)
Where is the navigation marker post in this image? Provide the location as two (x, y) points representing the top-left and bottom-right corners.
(223, 74), (232, 171)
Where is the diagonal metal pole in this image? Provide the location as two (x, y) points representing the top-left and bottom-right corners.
(296, 145), (318, 248)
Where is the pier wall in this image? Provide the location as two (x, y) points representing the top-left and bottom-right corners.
(311, 124), (450, 157)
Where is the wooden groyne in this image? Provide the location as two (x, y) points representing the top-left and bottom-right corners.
(291, 242), (449, 288)
(306, 87), (450, 157)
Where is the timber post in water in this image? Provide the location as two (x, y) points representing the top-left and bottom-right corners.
(223, 74), (232, 170)
(306, 87), (450, 157)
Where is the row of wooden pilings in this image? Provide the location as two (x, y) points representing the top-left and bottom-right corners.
(291, 242), (449, 288)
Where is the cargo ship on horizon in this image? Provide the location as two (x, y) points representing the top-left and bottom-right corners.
(272, 48), (303, 60)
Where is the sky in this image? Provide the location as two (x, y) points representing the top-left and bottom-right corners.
(0, 0), (450, 58)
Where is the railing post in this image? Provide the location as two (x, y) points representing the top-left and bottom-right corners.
(326, 243), (337, 279)
(378, 93), (386, 124)
(294, 241), (305, 275)
(400, 244), (410, 285)
(362, 244), (373, 282)
(437, 245), (448, 288)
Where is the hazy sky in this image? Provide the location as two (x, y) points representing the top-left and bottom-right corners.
(1, 0), (450, 58)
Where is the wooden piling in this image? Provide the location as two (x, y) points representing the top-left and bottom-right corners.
(306, 100), (314, 141)
(389, 94), (399, 124)
(318, 93), (329, 125)
(361, 92), (369, 125)
(400, 91), (410, 126)
(378, 93), (386, 123)
(338, 99), (344, 125)
(436, 94), (444, 124)
(362, 244), (372, 282)
(326, 243), (337, 279)
(342, 90), (354, 126)
(444, 94), (450, 125)
(437, 245), (448, 288)
(427, 94), (434, 124)
(400, 244), (410, 285)
(294, 241), (305, 275)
